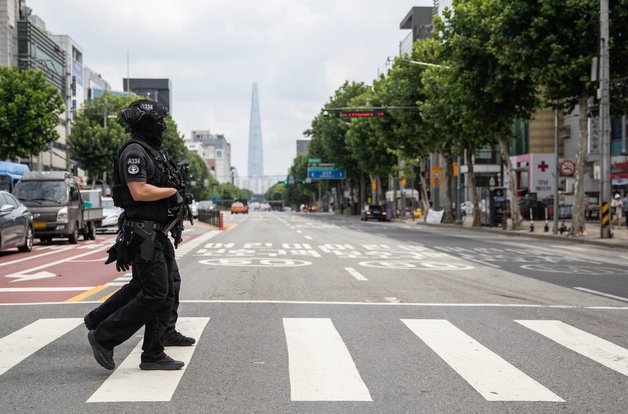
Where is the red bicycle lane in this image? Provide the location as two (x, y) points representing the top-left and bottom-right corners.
(0, 236), (120, 304)
(0, 232), (204, 304)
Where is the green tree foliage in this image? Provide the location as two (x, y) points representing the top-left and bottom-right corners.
(0, 67), (65, 160)
(68, 93), (136, 184)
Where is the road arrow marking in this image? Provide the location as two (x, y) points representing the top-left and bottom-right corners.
(6, 271), (58, 283)
(4, 250), (103, 283)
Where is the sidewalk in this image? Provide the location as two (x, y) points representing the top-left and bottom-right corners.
(402, 216), (628, 250)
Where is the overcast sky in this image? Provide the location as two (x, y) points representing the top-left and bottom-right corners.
(27, 0), (432, 177)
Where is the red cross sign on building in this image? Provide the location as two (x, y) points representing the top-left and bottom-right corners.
(538, 161), (549, 172)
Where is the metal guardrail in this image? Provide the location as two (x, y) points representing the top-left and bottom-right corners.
(198, 208), (222, 227)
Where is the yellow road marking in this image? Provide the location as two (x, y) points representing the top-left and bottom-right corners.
(65, 285), (108, 302)
(98, 289), (120, 302)
(226, 223), (238, 231)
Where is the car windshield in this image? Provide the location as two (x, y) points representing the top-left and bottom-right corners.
(14, 181), (67, 202)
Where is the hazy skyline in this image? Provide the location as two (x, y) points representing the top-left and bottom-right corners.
(26, 0), (432, 177)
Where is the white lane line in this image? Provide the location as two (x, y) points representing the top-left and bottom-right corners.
(304, 235), (313, 240)
(283, 318), (372, 401)
(0, 287), (94, 292)
(296, 230), (302, 234)
(402, 319), (563, 402)
(573, 287), (628, 303)
(344, 267), (368, 281)
(0, 246), (75, 267)
(4, 250), (105, 279)
(516, 320), (628, 377)
(0, 318), (83, 376)
(87, 317), (210, 402)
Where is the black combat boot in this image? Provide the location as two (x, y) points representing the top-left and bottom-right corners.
(139, 355), (184, 370)
(162, 331), (196, 347)
(88, 330), (115, 370)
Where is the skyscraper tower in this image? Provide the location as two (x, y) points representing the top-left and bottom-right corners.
(247, 82), (264, 177)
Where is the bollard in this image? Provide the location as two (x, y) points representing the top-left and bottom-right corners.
(529, 208), (534, 232)
(544, 207), (549, 232)
(502, 214), (507, 230)
(219, 211), (224, 230)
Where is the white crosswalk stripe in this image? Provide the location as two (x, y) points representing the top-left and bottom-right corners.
(402, 319), (564, 402)
(87, 317), (210, 402)
(0, 318), (83, 376)
(283, 318), (371, 401)
(516, 320), (628, 376)
(1, 316), (627, 405)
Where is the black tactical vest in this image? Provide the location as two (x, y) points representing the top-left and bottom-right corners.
(111, 139), (176, 208)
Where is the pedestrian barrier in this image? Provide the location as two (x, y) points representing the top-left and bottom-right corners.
(198, 208), (222, 228)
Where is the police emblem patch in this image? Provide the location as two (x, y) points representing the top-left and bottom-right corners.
(128, 165), (140, 175)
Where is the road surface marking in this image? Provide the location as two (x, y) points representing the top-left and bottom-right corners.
(98, 289), (119, 302)
(402, 319), (563, 402)
(0, 318), (82, 376)
(87, 317), (210, 402)
(516, 320), (628, 376)
(0, 246), (74, 267)
(3, 250), (105, 281)
(305, 235), (313, 240)
(65, 285), (109, 302)
(283, 318), (372, 401)
(345, 267), (368, 281)
(573, 287), (628, 303)
(0, 287), (95, 292)
(175, 231), (220, 259)
(384, 297), (400, 303)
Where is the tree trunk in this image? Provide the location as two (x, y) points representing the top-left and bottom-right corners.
(443, 155), (454, 223)
(360, 173), (366, 211)
(419, 155), (430, 222)
(466, 143), (481, 227)
(499, 137), (523, 229)
(571, 92), (589, 236)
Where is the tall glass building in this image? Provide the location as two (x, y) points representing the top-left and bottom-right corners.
(247, 82), (263, 177)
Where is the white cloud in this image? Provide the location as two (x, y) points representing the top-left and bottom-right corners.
(27, 0), (432, 176)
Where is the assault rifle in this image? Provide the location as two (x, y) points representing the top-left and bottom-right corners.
(163, 159), (194, 248)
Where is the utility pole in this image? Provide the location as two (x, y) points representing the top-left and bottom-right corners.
(600, 0), (611, 238)
(553, 103), (559, 234)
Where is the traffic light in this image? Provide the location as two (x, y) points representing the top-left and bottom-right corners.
(283, 180), (288, 184)
(301, 180), (306, 184)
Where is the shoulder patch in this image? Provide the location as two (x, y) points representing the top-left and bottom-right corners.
(127, 158), (141, 165)
(128, 165), (140, 175)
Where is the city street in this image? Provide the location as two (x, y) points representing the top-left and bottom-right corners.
(1, 211), (627, 413)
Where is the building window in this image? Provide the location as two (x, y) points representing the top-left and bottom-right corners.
(216, 150), (222, 158)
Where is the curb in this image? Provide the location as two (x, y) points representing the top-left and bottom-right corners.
(404, 220), (628, 250)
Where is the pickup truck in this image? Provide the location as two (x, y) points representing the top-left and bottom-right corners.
(13, 171), (104, 243)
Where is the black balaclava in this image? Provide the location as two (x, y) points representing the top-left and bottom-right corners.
(122, 99), (167, 148)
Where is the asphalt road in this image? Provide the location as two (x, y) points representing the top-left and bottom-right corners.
(1, 211), (627, 413)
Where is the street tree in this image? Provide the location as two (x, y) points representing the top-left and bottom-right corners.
(0, 66), (64, 161)
(434, 0), (542, 229)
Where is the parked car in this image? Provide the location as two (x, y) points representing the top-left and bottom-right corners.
(197, 200), (214, 211)
(360, 204), (388, 222)
(97, 197), (123, 233)
(0, 190), (33, 252)
(230, 201), (248, 214)
(189, 200), (199, 218)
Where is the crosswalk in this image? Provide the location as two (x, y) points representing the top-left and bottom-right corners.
(0, 316), (626, 405)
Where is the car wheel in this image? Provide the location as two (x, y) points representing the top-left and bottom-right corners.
(68, 224), (79, 244)
(18, 226), (33, 252)
(86, 222), (96, 240)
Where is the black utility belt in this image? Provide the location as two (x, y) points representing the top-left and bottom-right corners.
(125, 220), (164, 233)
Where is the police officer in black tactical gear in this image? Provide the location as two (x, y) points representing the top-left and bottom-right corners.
(87, 99), (193, 371)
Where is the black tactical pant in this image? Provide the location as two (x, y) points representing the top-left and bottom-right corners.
(93, 234), (175, 362)
(87, 239), (181, 339)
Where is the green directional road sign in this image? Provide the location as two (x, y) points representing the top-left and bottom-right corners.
(308, 158), (322, 164)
